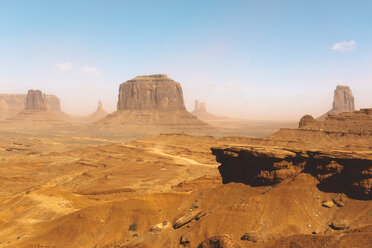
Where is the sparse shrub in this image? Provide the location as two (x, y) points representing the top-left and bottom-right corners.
(128, 222), (137, 231)
(262, 186), (272, 194)
(132, 233), (139, 238)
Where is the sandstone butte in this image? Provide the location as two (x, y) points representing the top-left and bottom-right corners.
(318, 85), (355, 120)
(1, 89), (68, 130)
(87, 74), (211, 137)
(0, 90), (61, 120)
(0, 82), (371, 248)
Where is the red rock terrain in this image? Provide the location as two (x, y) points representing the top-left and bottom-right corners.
(0, 88), (370, 247)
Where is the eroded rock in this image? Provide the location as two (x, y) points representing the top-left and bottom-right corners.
(149, 221), (172, 233)
(211, 145), (372, 199)
(197, 234), (240, 248)
(117, 74), (186, 111)
(318, 85), (355, 120)
(25, 90), (46, 111)
(330, 220), (350, 230)
(173, 210), (206, 229)
(322, 201), (335, 208)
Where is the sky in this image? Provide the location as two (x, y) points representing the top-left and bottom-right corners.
(1, 0), (371, 120)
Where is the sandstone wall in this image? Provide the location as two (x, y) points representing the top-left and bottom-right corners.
(117, 74), (186, 111)
(25, 90), (46, 110)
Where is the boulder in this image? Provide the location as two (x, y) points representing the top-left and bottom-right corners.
(197, 235), (240, 248)
(149, 221), (172, 233)
(173, 210), (206, 229)
(241, 232), (260, 242)
(330, 220), (350, 230)
(322, 201), (335, 208)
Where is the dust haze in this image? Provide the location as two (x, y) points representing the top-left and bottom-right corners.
(0, 1), (371, 248)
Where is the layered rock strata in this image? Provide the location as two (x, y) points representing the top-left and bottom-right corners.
(117, 74), (186, 111)
(212, 145), (372, 199)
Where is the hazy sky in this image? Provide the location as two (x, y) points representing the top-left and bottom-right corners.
(1, 0), (371, 120)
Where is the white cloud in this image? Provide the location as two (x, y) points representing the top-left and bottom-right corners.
(331, 40), (356, 52)
(55, 62), (73, 72)
(81, 66), (101, 76)
(226, 81), (240, 89)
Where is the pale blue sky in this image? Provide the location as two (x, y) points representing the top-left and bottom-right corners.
(1, 0), (371, 120)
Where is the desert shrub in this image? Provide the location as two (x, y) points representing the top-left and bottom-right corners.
(128, 222), (137, 231)
(262, 186), (272, 194)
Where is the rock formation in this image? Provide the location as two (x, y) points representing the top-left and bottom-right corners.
(299, 108), (372, 134)
(0, 90), (67, 131)
(25, 90), (46, 111)
(85, 100), (109, 123)
(88, 74), (211, 137)
(192, 100), (218, 120)
(44, 94), (61, 112)
(117, 74), (186, 111)
(212, 145), (372, 199)
(318, 85), (355, 120)
(0, 91), (61, 120)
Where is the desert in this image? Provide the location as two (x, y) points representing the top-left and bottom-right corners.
(1, 1), (371, 248)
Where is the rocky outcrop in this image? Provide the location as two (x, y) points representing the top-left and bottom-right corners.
(333, 85), (355, 112)
(117, 74), (186, 111)
(318, 85), (355, 120)
(299, 108), (372, 135)
(192, 100), (219, 120)
(84, 100), (109, 123)
(25, 90), (46, 111)
(212, 145), (372, 199)
(299, 115), (316, 128)
(197, 235), (240, 248)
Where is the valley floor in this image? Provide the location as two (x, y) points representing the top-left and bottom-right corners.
(0, 131), (370, 248)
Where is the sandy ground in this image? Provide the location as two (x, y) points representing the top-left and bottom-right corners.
(0, 131), (370, 248)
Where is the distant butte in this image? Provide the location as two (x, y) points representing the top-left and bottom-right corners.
(318, 85), (355, 120)
(88, 74), (211, 137)
(0, 91), (61, 120)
